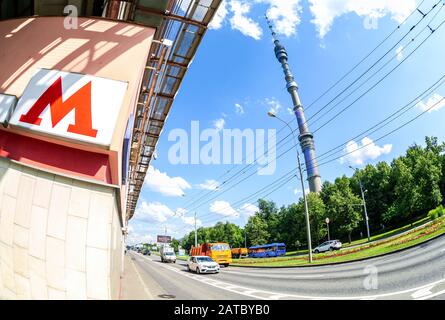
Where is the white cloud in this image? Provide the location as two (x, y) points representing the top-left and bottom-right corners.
(126, 231), (154, 245)
(239, 203), (259, 217)
(209, 200), (240, 217)
(416, 93), (445, 113)
(174, 208), (187, 217)
(265, 97), (282, 115)
(308, 0), (417, 38)
(135, 201), (175, 223)
(341, 137), (392, 165)
(181, 216), (202, 227)
(198, 179), (220, 191)
(294, 188), (310, 196)
(209, 0), (228, 30)
(396, 45), (404, 61)
(235, 103), (245, 115)
(213, 118), (225, 131)
(263, 0), (302, 37)
(145, 166), (191, 197)
(229, 0), (263, 40)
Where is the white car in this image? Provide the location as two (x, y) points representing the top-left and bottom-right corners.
(187, 256), (220, 274)
(161, 251), (177, 263)
(313, 240), (342, 254)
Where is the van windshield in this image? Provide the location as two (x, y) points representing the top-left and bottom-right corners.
(211, 244), (230, 251)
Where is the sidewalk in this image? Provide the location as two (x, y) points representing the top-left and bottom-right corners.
(120, 253), (156, 300)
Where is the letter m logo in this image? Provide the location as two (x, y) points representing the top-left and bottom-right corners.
(19, 76), (98, 138)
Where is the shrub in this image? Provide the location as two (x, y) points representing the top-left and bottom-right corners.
(428, 205), (444, 220)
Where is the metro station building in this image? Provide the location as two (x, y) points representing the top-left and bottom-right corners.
(0, 0), (220, 299)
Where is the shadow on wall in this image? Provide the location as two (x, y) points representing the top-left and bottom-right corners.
(0, 16), (152, 95)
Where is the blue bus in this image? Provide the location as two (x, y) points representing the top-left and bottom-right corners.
(248, 243), (286, 258)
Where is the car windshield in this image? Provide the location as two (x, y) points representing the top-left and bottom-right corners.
(197, 257), (214, 263)
(165, 252), (175, 256)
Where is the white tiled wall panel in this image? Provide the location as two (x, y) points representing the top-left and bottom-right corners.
(0, 157), (124, 299)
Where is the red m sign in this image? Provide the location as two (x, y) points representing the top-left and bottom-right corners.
(19, 76), (98, 138)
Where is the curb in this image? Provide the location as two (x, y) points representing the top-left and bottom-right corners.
(230, 232), (445, 269)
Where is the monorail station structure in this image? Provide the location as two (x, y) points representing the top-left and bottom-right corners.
(0, 0), (221, 299)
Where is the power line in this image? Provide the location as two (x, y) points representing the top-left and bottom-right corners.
(303, 0), (428, 113)
(312, 12), (445, 134)
(304, 0), (442, 128)
(167, 0), (444, 230)
(192, 72), (445, 227)
(314, 74), (445, 164)
(307, 84), (445, 172)
(308, 2), (444, 129)
(175, 2), (433, 210)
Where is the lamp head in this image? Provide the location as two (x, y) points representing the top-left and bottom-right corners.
(267, 111), (276, 118)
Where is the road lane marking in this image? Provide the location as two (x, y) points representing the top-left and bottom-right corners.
(136, 253), (445, 300)
(222, 270), (325, 279)
(411, 286), (434, 299)
(416, 288), (445, 300)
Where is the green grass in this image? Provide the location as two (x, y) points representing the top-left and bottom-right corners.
(263, 216), (432, 259)
(177, 255), (189, 261)
(231, 216), (445, 267)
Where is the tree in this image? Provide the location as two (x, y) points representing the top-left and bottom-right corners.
(387, 139), (443, 226)
(245, 215), (269, 246)
(323, 176), (363, 243)
(279, 202), (305, 250)
(170, 238), (180, 252)
(350, 162), (393, 232)
(306, 192), (327, 244)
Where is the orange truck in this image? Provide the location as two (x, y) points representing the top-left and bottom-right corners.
(191, 243), (232, 267)
(231, 248), (248, 259)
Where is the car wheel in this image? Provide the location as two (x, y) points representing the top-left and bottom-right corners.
(314, 249), (319, 254)
(187, 265), (190, 272)
(329, 247), (333, 251)
(196, 268), (201, 274)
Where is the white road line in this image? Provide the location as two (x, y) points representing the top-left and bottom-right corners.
(416, 288), (445, 300)
(223, 270), (325, 279)
(411, 286), (434, 299)
(137, 253), (445, 300)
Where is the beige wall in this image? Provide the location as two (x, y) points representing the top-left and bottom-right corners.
(0, 156), (123, 299)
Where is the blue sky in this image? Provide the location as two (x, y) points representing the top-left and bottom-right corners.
(127, 0), (445, 244)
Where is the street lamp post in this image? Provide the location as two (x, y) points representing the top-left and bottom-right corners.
(268, 112), (313, 263)
(349, 166), (371, 242)
(194, 212), (198, 247)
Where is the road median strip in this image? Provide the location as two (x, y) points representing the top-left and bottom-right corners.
(231, 217), (445, 268)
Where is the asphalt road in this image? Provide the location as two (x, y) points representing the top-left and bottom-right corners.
(127, 234), (445, 300)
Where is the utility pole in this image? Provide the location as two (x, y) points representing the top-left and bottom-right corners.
(268, 112), (313, 263)
(194, 212), (198, 247)
(266, 15), (322, 193)
(164, 226), (167, 248)
(349, 166), (371, 242)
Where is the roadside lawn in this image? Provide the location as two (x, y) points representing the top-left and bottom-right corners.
(283, 216), (431, 257)
(231, 216), (445, 267)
